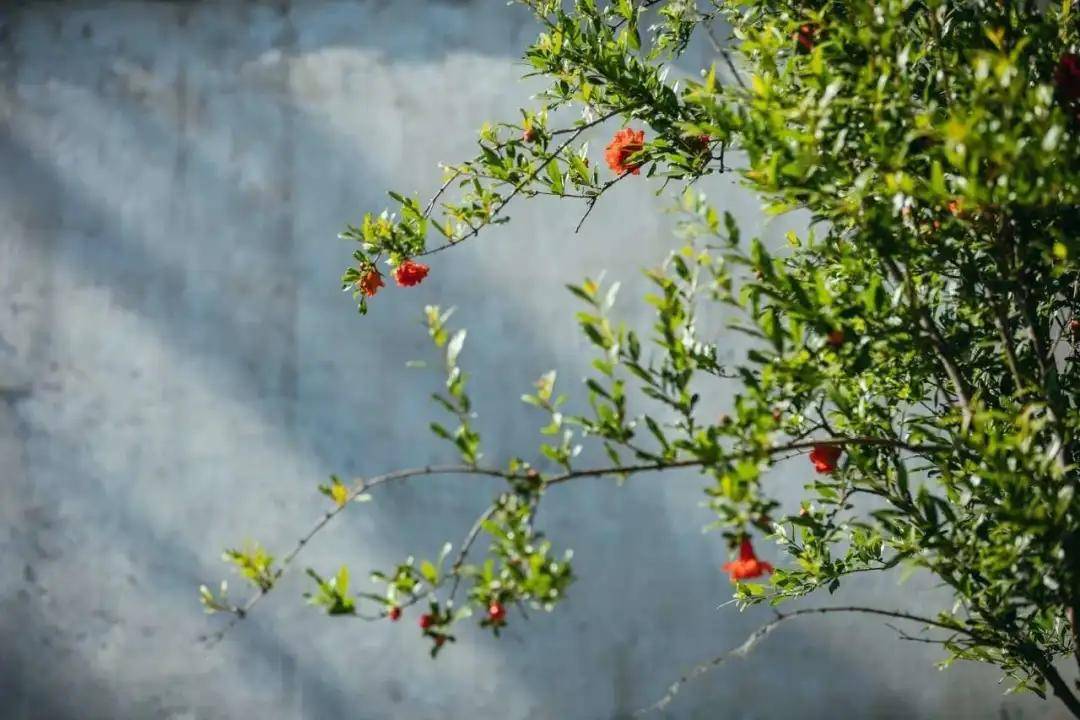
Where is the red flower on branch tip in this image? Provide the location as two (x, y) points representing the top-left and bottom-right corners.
(356, 268), (385, 298)
(1055, 53), (1080, 106)
(488, 602), (506, 624)
(388, 606), (401, 621)
(826, 329), (844, 348)
(810, 443), (843, 474)
(690, 134), (712, 154)
(419, 613), (435, 629)
(522, 126), (537, 143)
(795, 23), (817, 54)
(723, 537), (774, 582)
(605, 128), (646, 175)
(394, 260), (430, 287)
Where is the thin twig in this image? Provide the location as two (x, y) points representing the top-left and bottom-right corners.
(422, 169), (463, 219)
(636, 606), (976, 715)
(704, 21), (747, 91)
(199, 464), (505, 643)
(574, 171), (633, 233)
(991, 295), (1025, 395)
(417, 107), (630, 258)
(886, 622), (961, 646)
(449, 504), (498, 602)
(884, 257), (974, 426)
(203, 436), (942, 643)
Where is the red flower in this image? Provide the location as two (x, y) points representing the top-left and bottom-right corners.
(388, 606), (401, 621)
(488, 602), (506, 624)
(826, 329), (844, 348)
(394, 260), (429, 287)
(522, 127), (537, 143)
(795, 23), (817, 54)
(809, 443), (843, 474)
(605, 128), (646, 175)
(690, 134), (712, 154)
(419, 613), (435, 629)
(723, 537), (774, 582)
(356, 268), (385, 298)
(1055, 53), (1080, 105)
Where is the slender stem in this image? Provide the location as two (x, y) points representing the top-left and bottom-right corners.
(574, 170), (633, 233)
(422, 169), (462, 219)
(1021, 641), (1080, 719)
(199, 465), (506, 642)
(203, 435), (942, 642)
(637, 605), (979, 715)
(545, 437), (940, 487)
(995, 216), (1070, 471)
(884, 257), (974, 424)
(703, 21), (747, 91)
(449, 504), (497, 602)
(417, 107), (629, 258)
(991, 297), (1025, 394)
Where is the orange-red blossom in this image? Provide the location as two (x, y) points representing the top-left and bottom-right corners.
(810, 443), (843, 474)
(356, 268), (385, 297)
(795, 23), (817, 53)
(394, 260), (430, 287)
(605, 128), (645, 175)
(723, 537), (774, 582)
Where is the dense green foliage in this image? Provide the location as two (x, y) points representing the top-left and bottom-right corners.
(204, 1), (1080, 713)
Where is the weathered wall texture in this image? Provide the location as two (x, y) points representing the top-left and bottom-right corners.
(0, 2), (1059, 718)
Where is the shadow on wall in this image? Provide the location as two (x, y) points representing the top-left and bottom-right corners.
(0, 2), (1033, 719)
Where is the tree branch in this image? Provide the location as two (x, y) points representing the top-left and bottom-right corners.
(991, 295), (1026, 395)
(574, 170), (634, 233)
(416, 107), (630, 258)
(449, 504), (498, 603)
(422, 168), (463, 219)
(199, 464), (506, 643)
(1019, 639), (1080, 719)
(703, 20), (747, 91)
(636, 605), (977, 715)
(884, 257), (974, 426)
(202, 436), (943, 643)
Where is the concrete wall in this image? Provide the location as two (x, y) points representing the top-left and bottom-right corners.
(0, 2), (1057, 718)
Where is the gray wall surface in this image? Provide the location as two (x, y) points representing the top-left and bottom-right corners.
(0, 2), (1063, 718)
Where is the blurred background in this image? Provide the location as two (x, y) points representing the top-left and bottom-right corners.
(0, 2), (1061, 718)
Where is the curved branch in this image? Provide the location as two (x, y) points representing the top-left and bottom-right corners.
(884, 257), (974, 425)
(416, 107), (630, 258)
(199, 464), (505, 643)
(202, 436), (942, 643)
(703, 18), (747, 91)
(449, 504), (498, 603)
(636, 606), (978, 715)
(422, 169), (463, 219)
